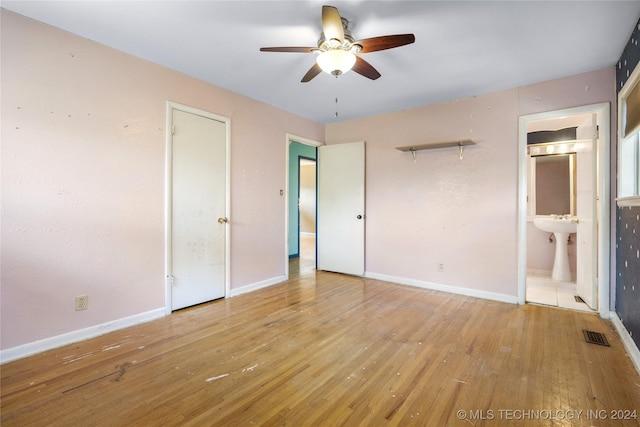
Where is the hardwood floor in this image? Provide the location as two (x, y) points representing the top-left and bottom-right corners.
(2, 260), (640, 425)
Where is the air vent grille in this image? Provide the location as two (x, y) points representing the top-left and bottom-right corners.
(583, 330), (610, 346)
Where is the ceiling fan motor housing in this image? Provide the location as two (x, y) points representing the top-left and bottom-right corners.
(317, 18), (363, 54)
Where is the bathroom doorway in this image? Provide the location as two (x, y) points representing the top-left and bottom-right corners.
(518, 103), (610, 317)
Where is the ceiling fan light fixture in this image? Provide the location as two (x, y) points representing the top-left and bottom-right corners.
(316, 49), (356, 76)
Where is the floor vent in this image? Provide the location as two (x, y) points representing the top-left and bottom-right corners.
(583, 330), (610, 347)
(575, 295), (585, 303)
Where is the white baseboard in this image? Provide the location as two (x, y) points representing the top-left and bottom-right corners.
(2, 276), (286, 363)
(229, 275), (286, 297)
(610, 312), (640, 375)
(526, 268), (576, 281)
(365, 272), (519, 304)
(526, 268), (552, 276)
(0, 308), (165, 364)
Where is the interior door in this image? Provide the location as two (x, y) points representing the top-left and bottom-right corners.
(317, 141), (365, 276)
(575, 114), (597, 309)
(171, 109), (227, 310)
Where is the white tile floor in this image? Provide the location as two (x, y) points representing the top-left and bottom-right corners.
(526, 273), (594, 312)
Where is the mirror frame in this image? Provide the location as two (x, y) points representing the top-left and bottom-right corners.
(527, 149), (576, 217)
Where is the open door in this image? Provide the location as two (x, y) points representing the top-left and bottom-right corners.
(317, 141), (365, 276)
(575, 114), (598, 309)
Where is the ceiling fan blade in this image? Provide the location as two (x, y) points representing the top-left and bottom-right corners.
(352, 56), (381, 80)
(357, 34), (415, 53)
(260, 47), (316, 53)
(322, 5), (344, 43)
(301, 63), (322, 82)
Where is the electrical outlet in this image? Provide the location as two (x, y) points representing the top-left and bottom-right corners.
(437, 263), (445, 272)
(75, 295), (88, 311)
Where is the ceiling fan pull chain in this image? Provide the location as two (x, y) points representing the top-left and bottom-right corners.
(334, 72), (341, 119)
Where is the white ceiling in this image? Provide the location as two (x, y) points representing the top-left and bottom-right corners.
(3, 1), (640, 124)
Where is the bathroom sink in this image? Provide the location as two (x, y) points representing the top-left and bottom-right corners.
(533, 216), (577, 234)
(533, 215), (577, 282)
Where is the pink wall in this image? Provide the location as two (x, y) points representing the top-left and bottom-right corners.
(299, 164), (317, 234)
(1, 10), (323, 351)
(326, 68), (615, 298)
(1, 8), (616, 355)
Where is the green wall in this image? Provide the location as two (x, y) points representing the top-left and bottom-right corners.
(289, 142), (317, 257)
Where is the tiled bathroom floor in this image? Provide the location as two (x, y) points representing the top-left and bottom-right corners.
(526, 274), (594, 312)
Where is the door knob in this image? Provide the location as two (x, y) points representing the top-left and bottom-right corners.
(217, 217), (228, 224)
(357, 215), (363, 219)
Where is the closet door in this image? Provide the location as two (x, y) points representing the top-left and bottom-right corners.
(170, 108), (227, 310)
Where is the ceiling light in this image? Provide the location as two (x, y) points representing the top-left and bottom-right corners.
(316, 50), (356, 76)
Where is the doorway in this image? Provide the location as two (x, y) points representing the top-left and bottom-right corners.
(285, 136), (366, 279)
(286, 135), (322, 279)
(518, 103), (610, 317)
(165, 102), (230, 313)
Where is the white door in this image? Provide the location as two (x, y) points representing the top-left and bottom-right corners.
(170, 108), (227, 310)
(575, 114), (597, 309)
(317, 141), (365, 276)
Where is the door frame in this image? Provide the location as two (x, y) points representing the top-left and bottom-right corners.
(165, 101), (231, 315)
(517, 102), (610, 317)
(285, 134), (323, 279)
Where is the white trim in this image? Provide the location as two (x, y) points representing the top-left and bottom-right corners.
(228, 276), (287, 297)
(518, 103), (611, 318)
(616, 196), (640, 207)
(165, 101), (231, 314)
(0, 308), (165, 364)
(284, 134), (323, 280)
(610, 312), (640, 375)
(365, 272), (519, 305)
(598, 103), (611, 319)
(526, 268), (553, 277)
(517, 117), (529, 305)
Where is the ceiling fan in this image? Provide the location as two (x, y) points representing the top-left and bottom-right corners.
(260, 5), (415, 82)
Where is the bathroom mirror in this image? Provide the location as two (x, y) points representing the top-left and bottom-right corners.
(527, 150), (576, 217)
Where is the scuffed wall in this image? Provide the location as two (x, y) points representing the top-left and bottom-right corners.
(1, 10), (323, 351)
(326, 68), (614, 299)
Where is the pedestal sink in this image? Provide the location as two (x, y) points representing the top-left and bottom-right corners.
(533, 215), (578, 282)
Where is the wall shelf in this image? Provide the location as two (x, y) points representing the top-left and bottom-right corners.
(396, 140), (476, 160)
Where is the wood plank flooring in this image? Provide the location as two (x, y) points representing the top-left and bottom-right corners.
(2, 259), (640, 426)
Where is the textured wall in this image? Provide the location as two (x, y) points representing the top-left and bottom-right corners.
(1, 10), (324, 351)
(326, 68), (614, 299)
(616, 18), (640, 348)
